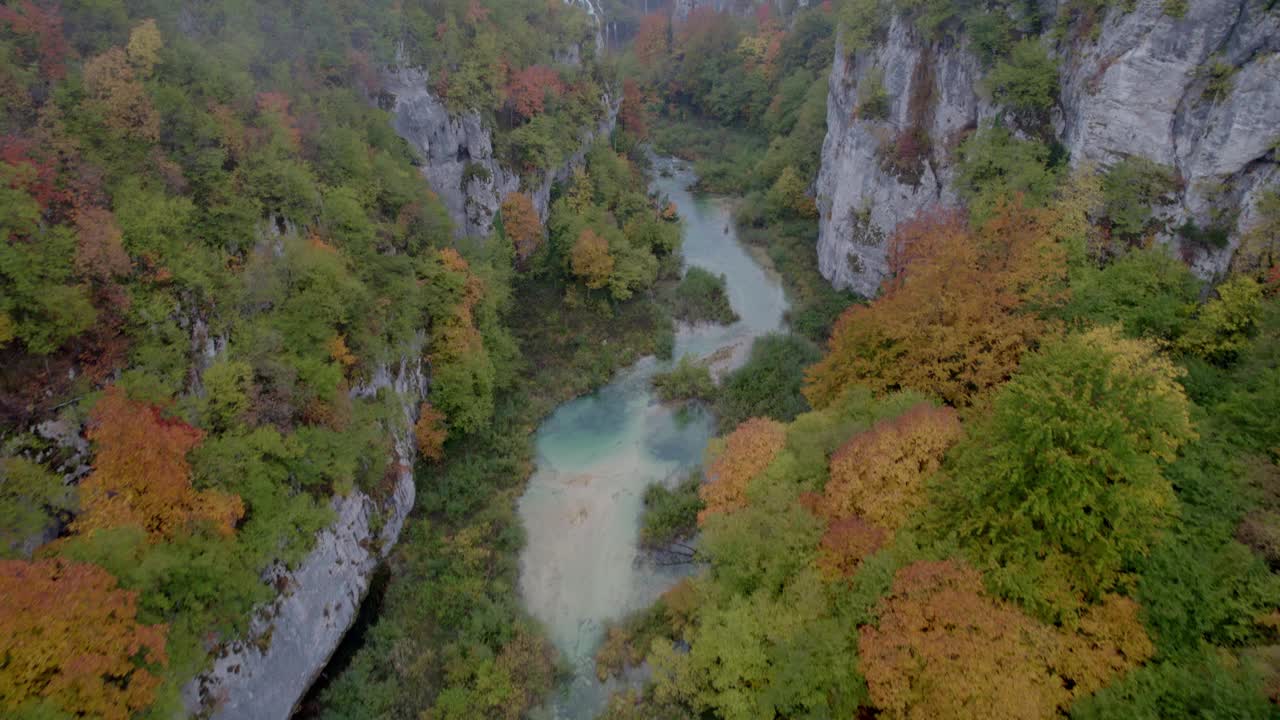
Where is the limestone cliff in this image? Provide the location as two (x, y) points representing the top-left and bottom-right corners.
(181, 352), (428, 720)
(383, 65), (617, 239)
(816, 0), (1280, 294)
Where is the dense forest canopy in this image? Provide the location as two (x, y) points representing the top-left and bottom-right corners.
(1, 0), (1279, 718)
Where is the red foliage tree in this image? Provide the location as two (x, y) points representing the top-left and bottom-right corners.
(0, 1), (69, 81)
(505, 65), (564, 121)
(0, 558), (167, 719)
(816, 515), (887, 579)
(73, 386), (244, 540)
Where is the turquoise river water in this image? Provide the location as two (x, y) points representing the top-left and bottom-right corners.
(517, 158), (790, 719)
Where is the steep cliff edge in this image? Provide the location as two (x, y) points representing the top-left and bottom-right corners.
(182, 353), (428, 720)
(384, 65), (617, 239)
(817, 0), (1280, 295)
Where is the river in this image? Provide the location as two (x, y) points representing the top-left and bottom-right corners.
(516, 157), (789, 719)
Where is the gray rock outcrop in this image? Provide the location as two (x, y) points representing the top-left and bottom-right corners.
(816, 0), (1280, 294)
(181, 353), (428, 720)
(383, 66), (617, 240)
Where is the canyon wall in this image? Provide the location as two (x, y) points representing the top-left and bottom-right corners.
(816, 0), (1280, 295)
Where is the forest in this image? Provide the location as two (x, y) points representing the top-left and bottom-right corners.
(0, 0), (1278, 719)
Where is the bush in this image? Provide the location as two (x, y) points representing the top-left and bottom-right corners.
(672, 267), (739, 325)
(652, 356), (716, 403)
(1102, 157), (1178, 237)
(955, 126), (1061, 222)
(640, 473), (705, 548)
(858, 68), (891, 121)
(984, 38), (1059, 122)
(715, 333), (821, 432)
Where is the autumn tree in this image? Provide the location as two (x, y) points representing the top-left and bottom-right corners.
(938, 326), (1196, 617)
(805, 202), (1067, 408)
(0, 1), (69, 82)
(421, 248), (498, 433)
(74, 207), (130, 281)
(815, 515), (886, 579)
(505, 65), (564, 121)
(414, 402), (448, 461)
(633, 14), (670, 71)
(619, 79), (649, 138)
(500, 192), (542, 263)
(860, 560), (1152, 720)
(81, 51), (145, 134)
(698, 417), (787, 522)
(570, 227), (614, 290)
(0, 558), (167, 719)
(860, 560), (1067, 720)
(1176, 275), (1263, 364)
(73, 386), (244, 540)
(820, 403), (961, 531)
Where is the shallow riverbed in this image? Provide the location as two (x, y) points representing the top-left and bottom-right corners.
(517, 158), (788, 719)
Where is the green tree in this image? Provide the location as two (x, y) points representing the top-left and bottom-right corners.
(984, 38), (1058, 122)
(939, 326), (1197, 618)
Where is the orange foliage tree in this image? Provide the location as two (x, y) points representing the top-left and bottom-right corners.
(73, 386), (244, 540)
(0, 558), (167, 719)
(805, 203), (1067, 408)
(570, 228), (614, 290)
(74, 207), (130, 281)
(860, 560), (1152, 720)
(414, 402), (449, 462)
(500, 192), (543, 263)
(820, 403), (962, 531)
(698, 417), (787, 523)
(816, 515), (887, 579)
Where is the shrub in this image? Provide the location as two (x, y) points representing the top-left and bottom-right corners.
(1101, 157), (1178, 237)
(640, 473), (704, 548)
(672, 267), (738, 325)
(985, 38), (1059, 123)
(652, 356), (715, 403)
(715, 333), (820, 431)
(857, 68), (891, 120)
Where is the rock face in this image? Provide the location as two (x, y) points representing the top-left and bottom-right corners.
(383, 65), (617, 240)
(181, 353), (428, 720)
(816, 0), (1280, 294)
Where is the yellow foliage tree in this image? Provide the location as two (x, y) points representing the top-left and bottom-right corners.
(805, 202), (1067, 408)
(860, 560), (1152, 720)
(571, 228), (614, 290)
(821, 403), (962, 531)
